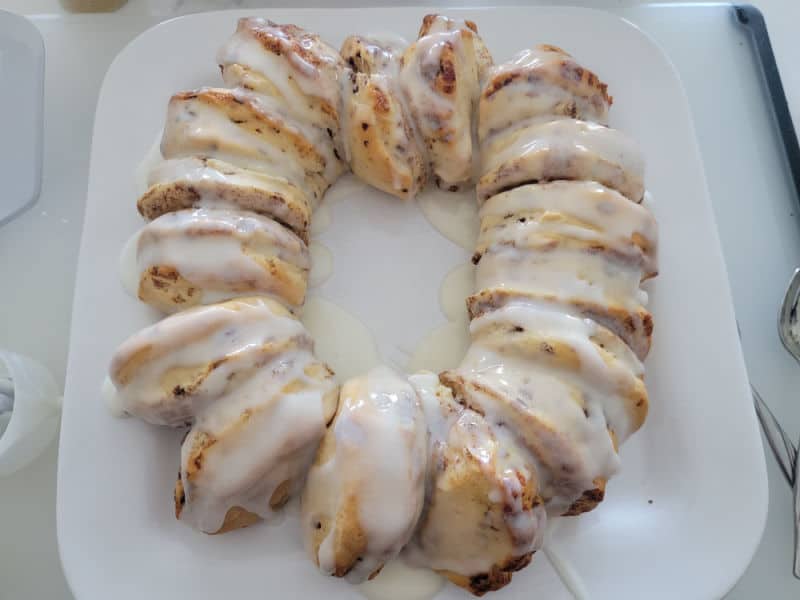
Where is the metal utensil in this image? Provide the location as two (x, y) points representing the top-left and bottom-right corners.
(777, 267), (800, 578)
(752, 385), (797, 486)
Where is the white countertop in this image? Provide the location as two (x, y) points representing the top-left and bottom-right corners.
(1, 1), (799, 598)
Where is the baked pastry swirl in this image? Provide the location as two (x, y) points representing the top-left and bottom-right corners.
(109, 13), (658, 597)
(135, 208), (310, 313)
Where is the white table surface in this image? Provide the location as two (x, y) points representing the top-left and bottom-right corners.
(1, 1), (799, 598)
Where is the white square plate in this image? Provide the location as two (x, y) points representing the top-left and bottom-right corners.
(58, 6), (767, 599)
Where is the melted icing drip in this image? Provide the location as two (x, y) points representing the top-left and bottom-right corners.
(416, 186), (478, 250)
(311, 201), (333, 237)
(408, 263), (474, 373)
(119, 229), (141, 298)
(358, 558), (445, 600)
(407, 321), (470, 375)
(101, 375), (126, 418)
(308, 241), (333, 287)
(439, 263), (474, 321)
(134, 131), (164, 195)
(301, 296), (380, 381)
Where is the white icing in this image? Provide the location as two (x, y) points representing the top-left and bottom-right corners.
(408, 371), (460, 456)
(305, 366), (427, 582)
(479, 46), (610, 141)
(300, 296), (380, 381)
(101, 375), (127, 418)
(472, 300), (643, 440)
(451, 299), (634, 512)
(179, 346), (333, 533)
(135, 208), (309, 308)
(358, 558), (445, 600)
(439, 263), (474, 322)
(404, 405), (546, 576)
(476, 242), (645, 311)
(113, 16), (658, 594)
(416, 185), (478, 250)
(407, 321), (470, 375)
(407, 263), (473, 373)
(217, 18), (343, 124)
(479, 181), (658, 276)
(481, 117), (645, 202)
(149, 156), (265, 191)
(399, 28), (477, 185)
(161, 89), (341, 192)
(348, 35), (406, 76)
(147, 155), (317, 216)
(311, 201), (332, 236)
(134, 131), (164, 195)
(109, 298), (309, 426)
(308, 241), (333, 287)
(119, 228), (142, 298)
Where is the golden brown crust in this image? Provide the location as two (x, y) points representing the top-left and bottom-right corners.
(440, 371), (611, 520)
(562, 481), (606, 516)
(438, 553), (534, 596)
(174, 479), (288, 534)
(339, 36), (394, 75)
(303, 398), (371, 578)
(399, 19), (481, 186)
(139, 257), (307, 313)
(341, 71), (427, 199)
(417, 14), (493, 80)
(410, 403), (541, 595)
(138, 265), (201, 312)
(440, 371), (583, 485)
